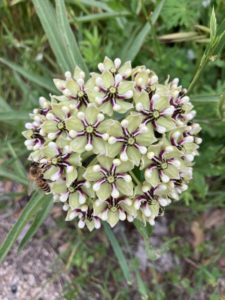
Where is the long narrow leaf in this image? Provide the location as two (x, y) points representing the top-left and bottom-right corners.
(0, 96), (12, 112)
(18, 197), (53, 251)
(7, 142), (27, 179)
(0, 111), (28, 121)
(103, 223), (131, 284)
(121, 0), (165, 62)
(32, 0), (71, 72)
(0, 58), (56, 93)
(0, 192), (45, 262)
(0, 168), (28, 186)
(56, 0), (89, 75)
(75, 11), (130, 22)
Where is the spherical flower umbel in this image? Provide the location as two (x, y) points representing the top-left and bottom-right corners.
(23, 57), (201, 231)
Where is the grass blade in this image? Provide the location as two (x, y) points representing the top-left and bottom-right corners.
(0, 192), (45, 262)
(0, 96), (12, 112)
(0, 58), (57, 93)
(120, 0), (165, 62)
(7, 142), (27, 179)
(0, 168), (28, 186)
(103, 223), (131, 284)
(56, 0), (89, 75)
(0, 111), (28, 122)
(75, 11), (130, 23)
(18, 196), (53, 250)
(32, 0), (71, 72)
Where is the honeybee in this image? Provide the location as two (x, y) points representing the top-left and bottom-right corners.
(28, 162), (50, 194)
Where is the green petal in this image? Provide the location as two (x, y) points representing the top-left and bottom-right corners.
(118, 81), (133, 94)
(51, 103), (67, 119)
(136, 128), (156, 146)
(127, 114), (142, 133)
(69, 192), (80, 209)
(107, 210), (120, 227)
(65, 79), (79, 95)
(145, 168), (159, 187)
(68, 153), (82, 166)
(118, 61), (132, 77)
(117, 179), (133, 196)
(157, 116), (175, 131)
(133, 91), (149, 109)
(103, 56), (114, 70)
(116, 160), (133, 173)
(70, 136), (87, 153)
(97, 156), (113, 170)
(50, 181), (67, 193)
(42, 120), (58, 133)
(100, 102), (113, 116)
(149, 200), (160, 216)
(85, 105), (99, 124)
(84, 166), (103, 181)
(105, 142), (122, 158)
(127, 147), (141, 166)
(108, 120), (123, 137)
(102, 71), (114, 88)
(98, 119), (115, 133)
(65, 117), (83, 131)
(66, 168), (78, 186)
(96, 182), (111, 201)
(116, 100), (133, 114)
(73, 66), (85, 80)
(43, 166), (59, 180)
(164, 164), (179, 179)
(43, 145), (58, 158)
(92, 137), (106, 155)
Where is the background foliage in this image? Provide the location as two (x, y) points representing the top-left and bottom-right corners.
(0, 0), (225, 299)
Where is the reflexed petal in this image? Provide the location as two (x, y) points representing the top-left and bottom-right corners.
(164, 164), (180, 179)
(102, 71), (114, 88)
(70, 136), (87, 153)
(116, 160), (133, 173)
(69, 192), (80, 209)
(52, 103), (68, 118)
(118, 81), (133, 94)
(133, 91), (149, 109)
(115, 100), (133, 114)
(92, 137), (106, 155)
(127, 147), (141, 166)
(108, 121), (123, 137)
(83, 166), (103, 181)
(68, 153), (82, 166)
(50, 181), (67, 193)
(96, 182), (111, 201)
(145, 168), (159, 187)
(43, 166), (59, 180)
(100, 102), (113, 116)
(97, 156), (113, 170)
(107, 210), (120, 227)
(136, 128), (156, 146)
(65, 117), (83, 131)
(126, 115), (142, 133)
(117, 178), (133, 196)
(42, 120), (58, 133)
(65, 80), (79, 95)
(66, 168), (78, 186)
(85, 105), (99, 124)
(157, 116), (175, 131)
(105, 142), (122, 158)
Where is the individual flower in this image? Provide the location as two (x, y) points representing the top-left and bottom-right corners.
(66, 205), (101, 231)
(133, 90), (175, 134)
(169, 124), (202, 162)
(67, 104), (112, 154)
(87, 70), (134, 115)
(84, 156), (134, 201)
(97, 57), (132, 79)
(134, 183), (170, 225)
(40, 101), (77, 149)
(50, 167), (93, 208)
(107, 114), (156, 166)
(141, 140), (184, 187)
(94, 196), (135, 227)
(53, 66), (89, 109)
(133, 68), (158, 94)
(31, 142), (81, 186)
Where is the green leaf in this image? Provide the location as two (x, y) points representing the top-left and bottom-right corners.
(32, 0), (71, 72)
(7, 142), (27, 179)
(0, 168), (28, 186)
(103, 222), (131, 284)
(55, 0), (89, 75)
(210, 7), (217, 41)
(0, 192), (45, 262)
(0, 96), (12, 112)
(121, 0), (165, 62)
(18, 196), (53, 251)
(75, 11), (130, 23)
(136, 271), (149, 300)
(0, 58), (57, 93)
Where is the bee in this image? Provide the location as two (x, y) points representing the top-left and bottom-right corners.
(28, 162), (50, 194)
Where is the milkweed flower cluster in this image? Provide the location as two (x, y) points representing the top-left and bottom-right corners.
(23, 57), (201, 231)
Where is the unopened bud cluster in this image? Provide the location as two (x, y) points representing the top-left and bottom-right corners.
(23, 57), (201, 231)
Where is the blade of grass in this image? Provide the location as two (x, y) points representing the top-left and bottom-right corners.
(121, 0), (165, 62)
(7, 142), (27, 178)
(0, 96), (12, 111)
(32, 0), (71, 72)
(0, 58), (57, 93)
(134, 219), (152, 240)
(55, 0), (89, 75)
(0, 191), (45, 262)
(0, 111), (28, 121)
(0, 168), (28, 186)
(18, 196), (53, 251)
(103, 223), (131, 284)
(136, 271), (149, 300)
(75, 11), (130, 22)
